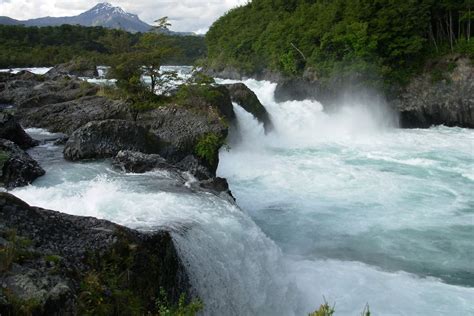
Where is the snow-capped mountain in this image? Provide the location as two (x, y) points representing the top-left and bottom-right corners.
(1, 3), (152, 33)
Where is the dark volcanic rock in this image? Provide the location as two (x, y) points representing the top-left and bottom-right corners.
(393, 56), (474, 128)
(0, 192), (190, 315)
(0, 111), (38, 149)
(224, 83), (272, 131)
(113, 150), (171, 173)
(139, 105), (228, 175)
(45, 60), (99, 79)
(19, 96), (131, 135)
(175, 155), (215, 180)
(63, 120), (161, 161)
(0, 73), (98, 109)
(199, 177), (234, 200)
(0, 139), (45, 189)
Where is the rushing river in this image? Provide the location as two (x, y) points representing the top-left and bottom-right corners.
(8, 74), (474, 315)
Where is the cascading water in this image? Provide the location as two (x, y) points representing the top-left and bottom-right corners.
(8, 74), (474, 315)
(217, 79), (474, 315)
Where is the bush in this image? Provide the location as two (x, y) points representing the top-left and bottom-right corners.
(195, 133), (224, 165)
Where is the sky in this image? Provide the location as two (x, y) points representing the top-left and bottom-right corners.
(0, 0), (249, 33)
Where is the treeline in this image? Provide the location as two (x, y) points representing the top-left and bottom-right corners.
(206, 0), (473, 84)
(0, 24), (206, 68)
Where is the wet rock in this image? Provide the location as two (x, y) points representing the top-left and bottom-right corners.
(0, 139), (45, 189)
(113, 150), (171, 173)
(0, 192), (190, 315)
(0, 111), (38, 149)
(63, 120), (161, 161)
(393, 56), (474, 128)
(175, 155), (215, 180)
(199, 177), (234, 200)
(19, 96), (131, 135)
(223, 83), (272, 131)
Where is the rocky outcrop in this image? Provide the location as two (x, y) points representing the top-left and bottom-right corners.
(0, 111), (38, 149)
(393, 55), (474, 128)
(199, 177), (234, 200)
(63, 120), (161, 161)
(139, 105), (228, 176)
(0, 73), (98, 109)
(18, 96), (131, 135)
(113, 150), (171, 173)
(0, 192), (190, 316)
(0, 139), (45, 189)
(224, 83), (272, 131)
(45, 60), (99, 79)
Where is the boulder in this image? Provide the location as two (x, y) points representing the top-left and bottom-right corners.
(45, 60), (99, 79)
(393, 55), (474, 128)
(0, 139), (45, 189)
(63, 120), (161, 161)
(18, 96), (131, 135)
(113, 150), (171, 173)
(0, 74), (99, 109)
(199, 177), (235, 200)
(139, 106), (228, 175)
(224, 83), (272, 131)
(0, 111), (38, 149)
(174, 155), (215, 180)
(0, 192), (190, 315)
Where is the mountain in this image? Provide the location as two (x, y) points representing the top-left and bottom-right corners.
(0, 2), (193, 35)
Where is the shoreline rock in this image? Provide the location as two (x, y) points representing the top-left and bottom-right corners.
(0, 192), (190, 315)
(64, 120), (161, 161)
(0, 112), (38, 149)
(0, 139), (45, 189)
(393, 55), (474, 128)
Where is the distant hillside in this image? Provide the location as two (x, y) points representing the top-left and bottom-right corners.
(206, 0), (472, 84)
(0, 2), (194, 36)
(0, 24), (206, 68)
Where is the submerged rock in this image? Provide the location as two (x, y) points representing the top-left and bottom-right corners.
(0, 192), (190, 315)
(393, 55), (474, 128)
(0, 111), (38, 149)
(19, 96), (131, 135)
(224, 83), (273, 132)
(63, 120), (161, 161)
(0, 139), (45, 189)
(113, 150), (171, 173)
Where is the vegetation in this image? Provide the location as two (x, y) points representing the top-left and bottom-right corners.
(309, 300), (371, 316)
(0, 24), (206, 68)
(195, 133), (225, 165)
(0, 150), (10, 175)
(78, 231), (203, 316)
(0, 229), (33, 273)
(206, 0), (473, 86)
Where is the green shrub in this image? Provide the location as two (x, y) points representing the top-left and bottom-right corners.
(156, 288), (203, 316)
(195, 133), (224, 165)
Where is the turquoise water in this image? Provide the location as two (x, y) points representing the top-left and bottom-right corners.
(9, 76), (474, 315)
(218, 79), (474, 314)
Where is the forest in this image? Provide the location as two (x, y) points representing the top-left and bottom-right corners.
(0, 24), (206, 68)
(206, 0), (473, 84)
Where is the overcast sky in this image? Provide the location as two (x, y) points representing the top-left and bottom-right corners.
(0, 0), (249, 33)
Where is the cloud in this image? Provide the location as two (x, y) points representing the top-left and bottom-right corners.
(0, 0), (248, 33)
